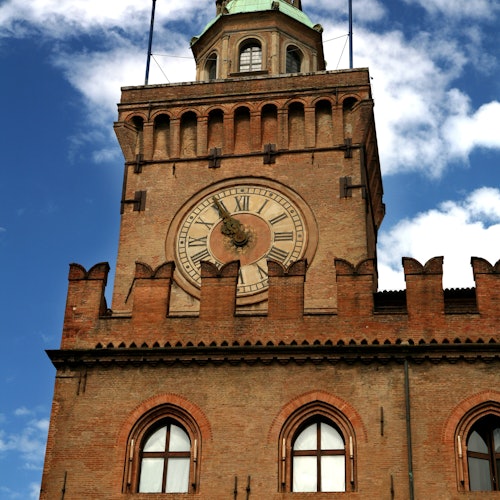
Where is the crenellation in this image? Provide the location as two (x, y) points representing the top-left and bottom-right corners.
(403, 256), (445, 318)
(471, 256), (500, 315)
(58, 257), (500, 351)
(61, 262), (109, 349)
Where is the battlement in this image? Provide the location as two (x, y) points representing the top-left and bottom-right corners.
(58, 256), (500, 351)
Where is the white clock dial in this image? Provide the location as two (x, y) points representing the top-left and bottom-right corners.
(175, 184), (307, 297)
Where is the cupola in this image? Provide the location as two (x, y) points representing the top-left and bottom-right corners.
(191, 0), (325, 81)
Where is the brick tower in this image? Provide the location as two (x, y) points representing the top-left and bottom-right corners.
(41, 1), (500, 499)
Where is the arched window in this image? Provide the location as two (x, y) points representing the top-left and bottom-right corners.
(278, 400), (356, 493)
(123, 404), (201, 494)
(467, 415), (500, 491)
(239, 42), (262, 72)
(292, 419), (346, 492)
(138, 420), (191, 493)
(286, 46), (302, 73)
(206, 53), (217, 80)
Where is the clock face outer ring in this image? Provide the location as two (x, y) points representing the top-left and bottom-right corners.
(166, 178), (318, 305)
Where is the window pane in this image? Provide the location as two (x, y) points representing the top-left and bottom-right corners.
(321, 455), (346, 492)
(144, 426), (166, 452)
(286, 49), (300, 73)
(468, 430), (488, 453)
(169, 424), (190, 452)
(321, 423), (344, 450)
(294, 423), (317, 450)
(468, 457), (492, 491)
(494, 427), (500, 453)
(293, 456), (317, 492)
(166, 457), (190, 492)
(240, 45), (261, 72)
(139, 458), (164, 492)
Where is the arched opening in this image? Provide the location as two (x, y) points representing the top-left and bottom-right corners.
(343, 97), (358, 139)
(138, 420), (191, 493)
(288, 102), (305, 149)
(286, 45), (302, 73)
(131, 116), (144, 157)
(278, 400), (356, 493)
(207, 109), (224, 151)
(153, 114), (170, 159)
(239, 41), (262, 72)
(292, 419), (346, 492)
(315, 100), (333, 147)
(123, 403), (202, 494)
(261, 104), (278, 146)
(467, 414), (500, 491)
(234, 106), (251, 152)
(206, 53), (217, 81)
(180, 111), (197, 157)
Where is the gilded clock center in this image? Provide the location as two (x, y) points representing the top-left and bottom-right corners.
(209, 214), (272, 266)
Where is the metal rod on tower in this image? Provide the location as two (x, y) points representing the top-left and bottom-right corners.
(145, 0), (157, 85)
(348, 0), (353, 68)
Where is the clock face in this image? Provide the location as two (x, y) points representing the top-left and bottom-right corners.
(174, 184), (307, 298)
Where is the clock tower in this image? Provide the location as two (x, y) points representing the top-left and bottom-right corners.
(43, 1), (500, 499)
(112, 0), (383, 316)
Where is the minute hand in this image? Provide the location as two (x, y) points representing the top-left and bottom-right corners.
(212, 197), (249, 246)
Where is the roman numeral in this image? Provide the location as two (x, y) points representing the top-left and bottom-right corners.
(188, 236), (208, 247)
(267, 245), (288, 262)
(274, 231), (293, 241)
(195, 217), (214, 230)
(256, 199), (269, 214)
(268, 212), (288, 225)
(256, 263), (268, 279)
(191, 248), (211, 264)
(238, 268), (245, 284)
(234, 195), (250, 212)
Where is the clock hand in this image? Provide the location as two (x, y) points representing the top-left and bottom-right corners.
(212, 197), (249, 247)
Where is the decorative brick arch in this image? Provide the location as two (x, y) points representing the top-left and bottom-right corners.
(268, 390), (367, 443)
(124, 111), (148, 124)
(117, 392), (212, 446)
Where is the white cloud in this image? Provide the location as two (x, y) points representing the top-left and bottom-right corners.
(378, 187), (500, 290)
(0, 0), (212, 39)
(320, 19), (500, 178)
(445, 100), (500, 158)
(1, 0), (498, 176)
(0, 410), (49, 468)
(13, 407), (31, 417)
(403, 0), (498, 19)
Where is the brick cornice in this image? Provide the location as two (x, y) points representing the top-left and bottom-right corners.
(47, 342), (500, 369)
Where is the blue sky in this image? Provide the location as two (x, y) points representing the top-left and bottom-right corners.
(0, 0), (499, 497)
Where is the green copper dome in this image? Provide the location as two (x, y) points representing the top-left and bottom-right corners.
(193, 0), (317, 44)
(225, 0), (314, 28)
